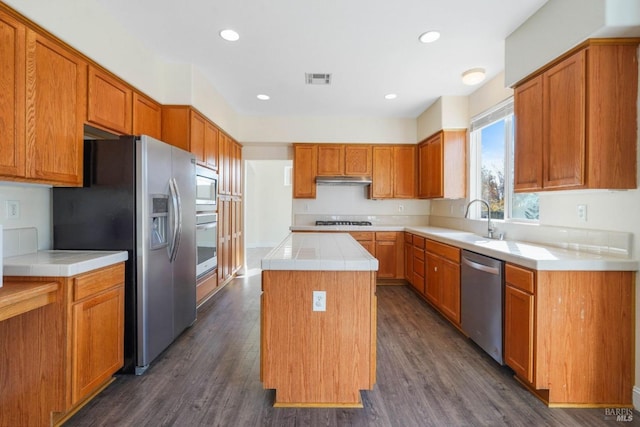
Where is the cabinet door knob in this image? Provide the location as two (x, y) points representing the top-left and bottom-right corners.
(434, 266), (438, 272)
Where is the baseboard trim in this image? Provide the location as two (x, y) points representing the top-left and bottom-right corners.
(632, 386), (640, 410)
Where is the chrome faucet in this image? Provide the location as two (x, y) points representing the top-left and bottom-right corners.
(464, 199), (495, 239)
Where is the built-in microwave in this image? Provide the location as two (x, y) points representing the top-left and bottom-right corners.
(196, 165), (218, 208)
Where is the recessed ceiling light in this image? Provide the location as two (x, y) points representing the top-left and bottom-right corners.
(219, 29), (240, 42)
(384, 93), (398, 100)
(418, 31), (440, 43)
(461, 68), (486, 85)
(257, 94), (270, 100)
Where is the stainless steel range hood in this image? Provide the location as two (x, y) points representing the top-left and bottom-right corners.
(315, 176), (372, 185)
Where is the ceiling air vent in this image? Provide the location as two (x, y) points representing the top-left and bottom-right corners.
(305, 73), (332, 85)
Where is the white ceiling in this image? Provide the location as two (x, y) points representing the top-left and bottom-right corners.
(93, 0), (547, 119)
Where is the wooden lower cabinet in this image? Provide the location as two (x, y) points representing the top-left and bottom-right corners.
(504, 283), (534, 383)
(71, 284), (124, 405)
(1, 263), (125, 425)
(423, 240), (461, 325)
(503, 263), (634, 406)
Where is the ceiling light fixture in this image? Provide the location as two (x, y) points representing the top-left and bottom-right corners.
(384, 93), (397, 100)
(418, 31), (440, 43)
(219, 29), (240, 42)
(461, 68), (486, 85)
(257, 94), (270, 100)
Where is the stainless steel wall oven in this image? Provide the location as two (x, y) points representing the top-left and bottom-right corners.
(196, 212), (217, 278)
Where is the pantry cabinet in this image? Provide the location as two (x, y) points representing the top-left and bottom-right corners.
(371, 145), (416, 199)
(132, 92), (162, 140)
(418, 130), (466, 199)
(293, 144), (318, 198)
(87, 65), (132, 135)
(514, 40), (639, 191)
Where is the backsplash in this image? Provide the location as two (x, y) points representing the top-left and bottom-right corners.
(294, 214), (429, 226)
(3, 227), (38, 258)
(429, 215), (633, 259)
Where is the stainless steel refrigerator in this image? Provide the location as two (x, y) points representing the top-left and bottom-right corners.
(53, 135), (196, 374)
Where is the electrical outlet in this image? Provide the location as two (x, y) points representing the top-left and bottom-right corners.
(312, 291), (326, 312)
(6, 200), (20, 219)
(398, 204), (404, 213)
(576, 204), (587, 222)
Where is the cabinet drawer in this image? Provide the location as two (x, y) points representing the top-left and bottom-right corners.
(505, 264), (535, 294)
(74, 263), (125, 301)
(350, 231), (374, 241)
(413, 246), (425, 261)
(376, 231), (396, 241)
(412, 235), (425, 249)
(404, 232), (413, 243)
(425, 240), (460, 263)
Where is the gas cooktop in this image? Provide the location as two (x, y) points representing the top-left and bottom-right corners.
(315, 220), (373, 226)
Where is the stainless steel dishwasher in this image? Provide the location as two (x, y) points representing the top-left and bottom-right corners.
(460, 250), (504, 364)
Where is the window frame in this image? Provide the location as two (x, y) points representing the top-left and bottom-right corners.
(469, 97), (538, 223)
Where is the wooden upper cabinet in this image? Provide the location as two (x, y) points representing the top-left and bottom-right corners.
(189, 111), (206, 163)
(26, 29), (86, 186)
(514, 40), (638, 192)
(371, 145), (416, 199)
(161, 106), (220, 171)
(344, 145), (372, 176)
(371, 146), (394, 198)
(543, 50), (586, 189)
(394, 145), (416, 198)
(317, 144), (372, 177)
(418, 130), (466, 199)
(317, 144), (344, 176)
(87, 65), (132, 135)
(293, 144), (318, 198)
(132, 92), (162, 140)
(0, 9), (25, 178)
(204, 121), (219, 170)
(161, 106), (191, 151)
(514, 76), (544, 192)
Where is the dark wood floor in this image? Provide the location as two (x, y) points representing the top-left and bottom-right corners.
(66, 249), (638, 426)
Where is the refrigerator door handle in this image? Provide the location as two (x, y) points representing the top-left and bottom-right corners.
(168, 178), (183, 262)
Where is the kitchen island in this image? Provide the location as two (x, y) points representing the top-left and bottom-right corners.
(261, 233), (378, 407)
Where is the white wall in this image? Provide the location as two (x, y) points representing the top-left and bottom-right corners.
(237, 115), (417, 144)
(245, 160), (293, 248)
(416, 96), (469, 141)
(505, 0), (640, 86)
(0, 183), (51, 251)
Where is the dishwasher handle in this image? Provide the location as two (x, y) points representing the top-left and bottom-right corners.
(462, 256), (501, 275)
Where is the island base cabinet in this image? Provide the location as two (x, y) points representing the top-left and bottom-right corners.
(261, 270), (376, 407)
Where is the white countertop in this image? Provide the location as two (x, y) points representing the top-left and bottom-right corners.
(261, 233), (379, 271)
(289, 225), (638, 271)
(405, 226), (637, 271)
(3, 250), (129, 277)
